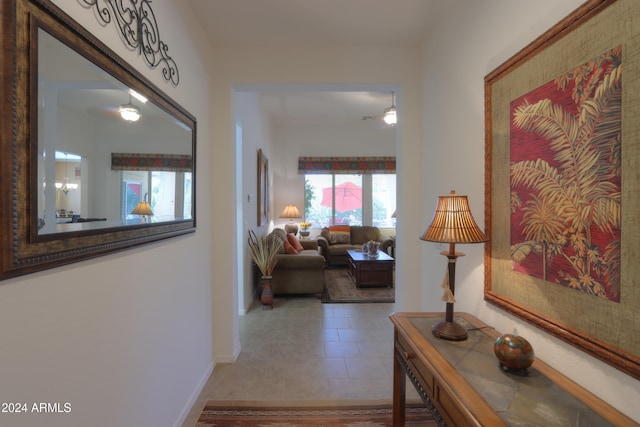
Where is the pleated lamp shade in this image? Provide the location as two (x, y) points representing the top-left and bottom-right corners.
(131, 201), (153, 216)
(420, 191), (487, 243)
(280, 204), (301, 234)
(279, 204), (301, 219)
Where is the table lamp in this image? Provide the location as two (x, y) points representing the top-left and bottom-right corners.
(279, 204), (301, 235)
(420, 190), (487, 341)
(131, 200), (153, 223)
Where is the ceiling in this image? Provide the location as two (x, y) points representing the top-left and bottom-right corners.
(258, 90), (397, 128)
(186, 0), (436, 48)
(186, 0), (439, 127)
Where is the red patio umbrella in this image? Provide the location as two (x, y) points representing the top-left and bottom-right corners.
(321, 181), (362, 213)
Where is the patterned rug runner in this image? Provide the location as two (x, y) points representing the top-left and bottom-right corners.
(322, 267), (395, 303)
(196, 401), (435, 427)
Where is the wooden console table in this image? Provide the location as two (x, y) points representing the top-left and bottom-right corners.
(390, 312), (637, 427)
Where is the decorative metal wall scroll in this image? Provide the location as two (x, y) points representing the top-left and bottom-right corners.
(80, 0), (180, 86)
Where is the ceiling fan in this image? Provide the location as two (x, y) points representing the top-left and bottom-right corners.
(360, 114), (396, 129)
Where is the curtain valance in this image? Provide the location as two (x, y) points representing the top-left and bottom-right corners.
(111, 153), (192, 172)
(297, 156), (395, 174)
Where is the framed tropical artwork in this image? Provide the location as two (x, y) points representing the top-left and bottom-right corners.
(484, 0), (639, 380)
(257, 149), (269, 226)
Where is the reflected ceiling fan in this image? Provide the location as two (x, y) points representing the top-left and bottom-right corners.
(87, 104), (123, 119)
(85, 89), (146, 122)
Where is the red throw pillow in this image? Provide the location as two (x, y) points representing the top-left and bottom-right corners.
(329, 225), (350, 233)
(283, 240), (299, 254)
(287, 233), (304, 252)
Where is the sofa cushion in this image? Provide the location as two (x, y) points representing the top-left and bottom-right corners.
(264, 234), (285, 254)
(328, 225), (351, 244)
(287, 233), (304, 252)
(283, 240), (299, 254)
(271, 228), (287, 241)
(300, 239), (319, 251)
(326, 244), (358, 258)
(275, 252), (325, 269)
(269, 228), (288, 254)
(321, 227), (330, 240)
(350, 226), (380, 244)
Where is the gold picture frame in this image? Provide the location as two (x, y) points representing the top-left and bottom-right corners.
(484, 0), (639, 380)
(257, 149), (269, 226)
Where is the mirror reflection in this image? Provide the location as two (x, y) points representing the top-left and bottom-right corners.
(37, 29), (193, 235)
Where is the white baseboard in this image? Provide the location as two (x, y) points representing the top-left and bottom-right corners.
(216, 342), (241, 363)
(173, 360), (214, 427)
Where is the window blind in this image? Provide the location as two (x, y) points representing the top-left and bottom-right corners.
(297, 156), (395, 174)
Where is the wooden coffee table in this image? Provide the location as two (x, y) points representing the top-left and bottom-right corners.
(346, 249), (394, 288)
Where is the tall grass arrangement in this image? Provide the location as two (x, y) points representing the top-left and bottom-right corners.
(248, 230), (282, 277)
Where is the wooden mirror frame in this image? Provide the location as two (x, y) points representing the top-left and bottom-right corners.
(0, 0), (197, 280)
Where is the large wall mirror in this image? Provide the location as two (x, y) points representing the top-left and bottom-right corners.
(0, 0), (197, 280)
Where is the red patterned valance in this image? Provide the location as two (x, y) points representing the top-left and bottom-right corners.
(111, 153), (192, 172)
(298, 156), (395, 174)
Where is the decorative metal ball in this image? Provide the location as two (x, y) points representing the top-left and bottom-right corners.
(494, 330), (535, 372)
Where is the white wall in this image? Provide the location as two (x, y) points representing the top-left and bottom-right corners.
(421, 0), (639, 421)
(0, 2), (215, 427)
(271, 117), (396, 231)
(14, 2), (632, 425)
(211, 46), (425, 347)
(236, 92), (276, 313)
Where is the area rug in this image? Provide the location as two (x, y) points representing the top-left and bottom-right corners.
(196, 401), (435, 427)
(322, 267), (395, 303)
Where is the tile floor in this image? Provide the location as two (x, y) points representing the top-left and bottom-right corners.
(181, 295), (420, 426)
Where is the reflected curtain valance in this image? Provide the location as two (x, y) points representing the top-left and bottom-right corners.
(298, 156), (395, 174)
(111, 153), (192, 172)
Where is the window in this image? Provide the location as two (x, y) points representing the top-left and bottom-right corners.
(304, 174), (396, 229)
(121, 170), (192, 222)
(372, 174), (396, 228)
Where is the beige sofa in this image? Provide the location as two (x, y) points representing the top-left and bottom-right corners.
(266, 228), (325, 295)
(316, 225), (385, 265)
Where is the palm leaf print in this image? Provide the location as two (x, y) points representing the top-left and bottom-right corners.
(509, 46), (621, 301)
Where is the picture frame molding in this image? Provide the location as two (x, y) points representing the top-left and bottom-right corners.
(257, 149), (269, 227)
(484, 0), (640, 380)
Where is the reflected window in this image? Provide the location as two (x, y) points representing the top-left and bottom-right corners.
(183, 172), (193, 220)
(152, 171), (176, 218)
(121, 170), (192, 222)
(123, 180), (143, 221)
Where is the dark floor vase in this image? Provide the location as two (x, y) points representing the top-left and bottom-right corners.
(260, 276), (273, 310)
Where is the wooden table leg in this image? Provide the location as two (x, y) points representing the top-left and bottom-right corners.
(392, 343), (406, 427)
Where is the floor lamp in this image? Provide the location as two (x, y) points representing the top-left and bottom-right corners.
(420, 191), (487, 341)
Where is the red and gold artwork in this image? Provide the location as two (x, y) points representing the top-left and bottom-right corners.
(509, 46), (622, 302)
